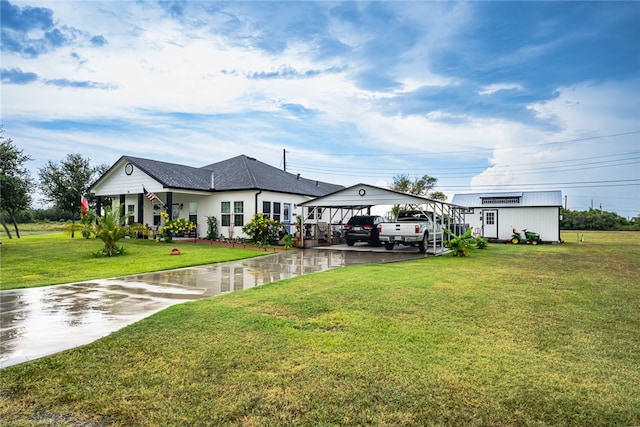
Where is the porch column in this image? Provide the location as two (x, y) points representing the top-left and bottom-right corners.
(166, 192), (173, 220)
(137, 193), (144, 224)
(119, 194), (126, 218)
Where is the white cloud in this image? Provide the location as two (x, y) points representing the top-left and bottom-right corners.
(3, 1), (638, 215)
(471, 79), (639, 213)
(478, 83), (524, 96)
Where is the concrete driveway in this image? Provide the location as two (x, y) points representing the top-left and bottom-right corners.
(0, 248), (424, 368)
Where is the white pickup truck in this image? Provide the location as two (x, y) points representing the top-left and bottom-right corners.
(377, 210), (443, 253)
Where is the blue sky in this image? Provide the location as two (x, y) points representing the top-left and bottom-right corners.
(2, 0), (639, 216)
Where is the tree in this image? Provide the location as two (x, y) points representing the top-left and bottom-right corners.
(391, 174), (439, 198)
(560, 208), (633, 230)
(390, 173), (442, 218)
(429, 191), (448, 202)
(0, 132), (34, 238)
(38, 154), (98, 238)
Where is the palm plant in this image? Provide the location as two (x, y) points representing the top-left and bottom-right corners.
(444, 228), (476, 257)
(95, 205), (146, 256)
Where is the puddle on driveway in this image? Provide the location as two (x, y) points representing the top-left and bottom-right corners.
(0, 249), (422, 368)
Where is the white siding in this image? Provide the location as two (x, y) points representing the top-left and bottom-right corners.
(497, 207), (560, 242)
(92, 161), (163, 196)
(464, 207), (560, 242)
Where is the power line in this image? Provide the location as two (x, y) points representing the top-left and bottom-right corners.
(437, 179), (639, 191)
(288, 156), (640, 179)
(288, 130), (640, 157)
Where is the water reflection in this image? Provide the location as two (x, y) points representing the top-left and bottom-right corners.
(0, 249), (422, 368)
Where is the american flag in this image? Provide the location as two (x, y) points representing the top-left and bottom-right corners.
(143, 186), (158, 203)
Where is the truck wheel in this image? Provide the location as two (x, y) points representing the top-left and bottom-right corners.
(347, 240), (355, 246)
(418, 233), (428, 253)
(384, 243), (394, 250)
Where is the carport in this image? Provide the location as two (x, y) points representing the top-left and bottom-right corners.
(297, 183), (468, 254)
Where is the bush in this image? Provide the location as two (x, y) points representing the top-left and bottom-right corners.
(242, 213), (282, 247)
(205, 216), (218, 240)
(159, 212), (196, 243)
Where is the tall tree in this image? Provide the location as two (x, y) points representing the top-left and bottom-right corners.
(38, 154), (97, 238)
(390, 173), (443, 217)
(391, 173), (438, 197)
(0, 133), (34, 238)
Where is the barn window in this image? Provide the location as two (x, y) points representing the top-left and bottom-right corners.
(481, 197), (520, 205)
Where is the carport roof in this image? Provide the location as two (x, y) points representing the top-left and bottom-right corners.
(298, 183), (463, 209)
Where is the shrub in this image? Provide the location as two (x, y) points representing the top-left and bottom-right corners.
(205, 216), (218, 240)
(445, 228), (476, 257)
(159, 212), (196, 243)
(242, 213), (282, 247)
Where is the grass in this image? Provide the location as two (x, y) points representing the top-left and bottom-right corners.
(0, 231), (639, 426)
(0, 233), (271, 290)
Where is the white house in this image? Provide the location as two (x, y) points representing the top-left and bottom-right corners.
(452, 191), (563, 243)
(89, 155), (343, 239)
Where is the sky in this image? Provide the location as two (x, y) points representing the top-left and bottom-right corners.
(1, 1), (639, 217)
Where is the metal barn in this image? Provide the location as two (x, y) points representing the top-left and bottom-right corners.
(452, 191), (563, 243)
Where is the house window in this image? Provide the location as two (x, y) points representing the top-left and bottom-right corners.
(153, 204), (161, 226)
(221, 201), (230, 227)
(273, 202), (281, 221)
(234, 201), (244, 226)
(262, 201), (271, 218)
(189, 202), (197, 224)
(308, 207), (323, 220)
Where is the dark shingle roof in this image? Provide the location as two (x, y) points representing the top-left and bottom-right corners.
(124, 156), (212, 190)
(121, 154), (342, 197)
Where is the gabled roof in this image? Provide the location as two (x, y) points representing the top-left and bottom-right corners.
(122, 156), (212, 190)
(92, 154), (343, 197)
(299, 183), (464, 209)
(452, 190), (563, 208)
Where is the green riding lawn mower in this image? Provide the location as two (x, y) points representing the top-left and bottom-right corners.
(510, 228), (542, 245)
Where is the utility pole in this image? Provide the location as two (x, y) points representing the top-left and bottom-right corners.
(283, 148), (287, 172)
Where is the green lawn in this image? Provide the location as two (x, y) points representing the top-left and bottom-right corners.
(0, 233), (271, 290)
(0, 231), (639, 426)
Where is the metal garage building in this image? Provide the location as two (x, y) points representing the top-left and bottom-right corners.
(452, 191), (563, 243)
